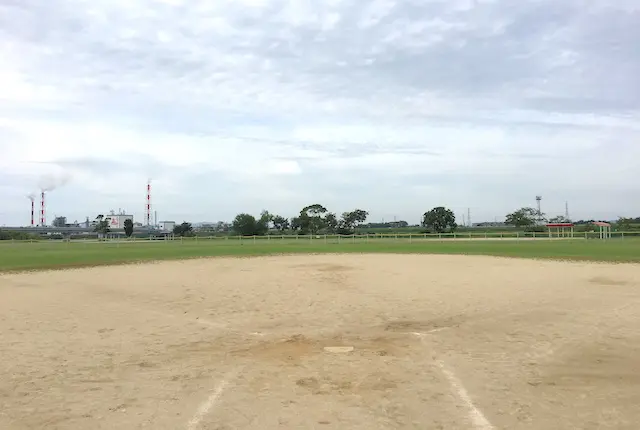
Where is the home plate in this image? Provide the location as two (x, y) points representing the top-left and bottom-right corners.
(323, 346), (354, 353)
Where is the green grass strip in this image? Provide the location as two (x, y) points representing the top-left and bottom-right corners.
(0, 238), (638, 273)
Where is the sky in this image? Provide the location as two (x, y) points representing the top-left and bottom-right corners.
(1, 0), (639, 227)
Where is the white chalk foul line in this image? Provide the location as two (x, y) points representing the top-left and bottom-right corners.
(194, 317), (268, 337)
(187, 368), (240, 430)
(436, 360), (493, 430)
(435, 359), (494, 430)
(412, 333), (494, 430)
(193, 318), (228, 329)
(410, 327), (449, 337)
(197, 319), (267, 337)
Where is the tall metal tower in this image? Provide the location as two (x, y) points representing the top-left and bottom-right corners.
(565, 201), (570, 220)
(146, 179), (152, 227)
(536, 196), (542, 225)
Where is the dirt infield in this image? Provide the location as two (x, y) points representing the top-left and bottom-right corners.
(1, 254), (639, 429)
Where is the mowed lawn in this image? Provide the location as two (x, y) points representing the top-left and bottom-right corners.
(0, 238), (639, 272)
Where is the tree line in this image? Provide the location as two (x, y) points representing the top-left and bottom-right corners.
(229, 204), (639, 237)
(229, 205), (461, 236)
(231, 204), (370, 236)
(0, 230), (40, 241)
(3, 204), (636, 241)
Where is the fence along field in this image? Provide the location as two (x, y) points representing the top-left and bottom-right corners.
(1, 232), (639, 272)
(6, 229), (640, 243)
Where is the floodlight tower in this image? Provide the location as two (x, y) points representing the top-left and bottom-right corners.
(536, 196), (542, 225)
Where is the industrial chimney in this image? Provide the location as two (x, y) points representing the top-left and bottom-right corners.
(26, 195), (35, 227)
(40, 191), (46, 226)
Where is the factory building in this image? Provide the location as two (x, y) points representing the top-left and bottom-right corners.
(106, 214), (133, 229)
(158, 221), (176, 232)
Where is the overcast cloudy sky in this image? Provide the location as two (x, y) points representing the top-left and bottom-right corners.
(1, 0), (639, 226)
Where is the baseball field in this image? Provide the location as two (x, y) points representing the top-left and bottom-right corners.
(1, 238), (639, 429)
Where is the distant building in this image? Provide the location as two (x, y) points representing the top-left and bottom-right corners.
(158, 221), (176, 232)
(472, 222), (508, 228)
(106, 214), (133, 229)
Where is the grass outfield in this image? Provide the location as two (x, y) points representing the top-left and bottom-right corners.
(0, 238), (638, 272)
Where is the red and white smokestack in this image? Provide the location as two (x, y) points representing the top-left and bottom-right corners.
(146, 181), (151, 226)
(31, 198), (35, 227)
(40, 191), (45, 226)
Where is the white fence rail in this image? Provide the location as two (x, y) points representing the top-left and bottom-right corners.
(3, 231), (640, 244)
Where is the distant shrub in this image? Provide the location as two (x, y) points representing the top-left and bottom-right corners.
(0, 229), (40, 241)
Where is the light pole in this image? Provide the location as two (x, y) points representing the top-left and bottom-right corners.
(536, 196), (543, 225)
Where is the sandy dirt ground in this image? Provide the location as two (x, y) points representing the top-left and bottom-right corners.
(1, 254), (640, 430)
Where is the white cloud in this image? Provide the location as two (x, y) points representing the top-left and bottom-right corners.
(0, 0), (639, 225)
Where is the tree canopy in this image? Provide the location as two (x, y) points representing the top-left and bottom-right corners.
(124, 218), (134, 237)
(173, 222), (194, 237)
(232, 213), (266, 236)
(548, 215), (571, 224)
(421, 207), (457, 233)
(505, 207), (542, 228)
(271, 215), (289, 233)
(339, 209), (369, 234)
(93, 215), (110, 235)
(297, 204), (330, 235)
(232, 205), (369, 236)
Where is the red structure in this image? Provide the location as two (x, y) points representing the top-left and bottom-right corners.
(40, 191), (46, 226)
(146, 180), (151, 227)
(26, 195), (36, 227)
(546, 222), (574, 238)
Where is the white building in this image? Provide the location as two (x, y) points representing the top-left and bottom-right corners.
(158, 221), (176, 232)
(106, 214), (133, 229)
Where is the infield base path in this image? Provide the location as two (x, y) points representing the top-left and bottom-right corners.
(1, 254), (640, 429)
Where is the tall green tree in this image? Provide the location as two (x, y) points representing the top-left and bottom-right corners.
(232, 213), (259, 236)
(324, 213), (339, 233)
(616, 217), (635, 231)
(272, 215), (290, 233)
(339, 209), (369, 234)
(258, 210), (272, 235)
(123, 218), (134, 237)
(232, 211), (271, 236)
(505, 207), (542, 228)
(298, 204), (329, 235)
(290, 216), (302, 234)
(173, 222), (194, 237)
(422, 207), (457, 233)
(93, 214), (110, 236)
